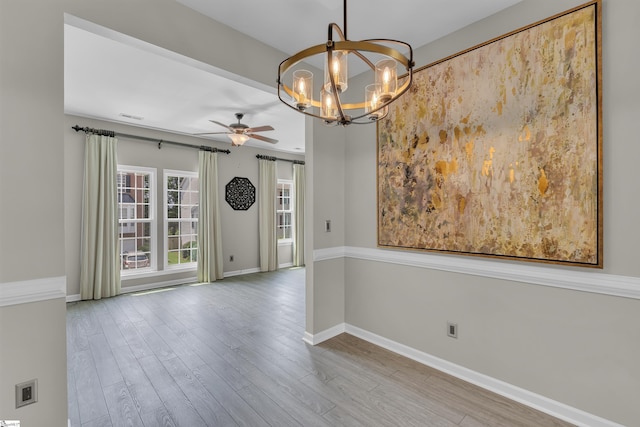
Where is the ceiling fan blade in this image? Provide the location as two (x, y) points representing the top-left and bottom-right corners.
(209, 120), (234, 132)
(245, 125), (274, 133)
(248, 133), (278, 144)
(193, 131), (229, 135)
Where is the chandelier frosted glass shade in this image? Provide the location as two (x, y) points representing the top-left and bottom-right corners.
(277, 19), (413, 126)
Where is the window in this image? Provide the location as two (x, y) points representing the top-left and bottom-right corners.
(165, 170), (199, 268)
(277, 180), (294, 242)
(117, 166), (155, 273)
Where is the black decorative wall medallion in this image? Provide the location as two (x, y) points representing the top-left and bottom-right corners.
(225, 177), (255, 210)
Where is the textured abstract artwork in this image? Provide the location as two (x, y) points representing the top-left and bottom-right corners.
(377, 1), (602, 267)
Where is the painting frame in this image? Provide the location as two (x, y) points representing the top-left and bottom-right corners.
(377, 1), (603, 268)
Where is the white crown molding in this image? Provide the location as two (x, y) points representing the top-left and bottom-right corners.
(0, 276), (67, 307)
(313, 246), (640, 300)
(303, 323), (622, 427)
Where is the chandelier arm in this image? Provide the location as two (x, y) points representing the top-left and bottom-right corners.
(329, 23), (346, 42)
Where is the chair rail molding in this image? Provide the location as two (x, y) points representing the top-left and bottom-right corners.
(0, 276), (67, 307)
(314, 246), (640, 300)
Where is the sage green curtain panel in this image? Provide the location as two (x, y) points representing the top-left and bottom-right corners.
(259, 159), (278, 272)
(293, 163), (305, 267)
(197, 151), (224, 282)
(80, 134), (121, 300)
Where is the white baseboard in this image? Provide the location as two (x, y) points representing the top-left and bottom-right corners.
(1, 276), (66, 307)
(66, 293), (81, 303)
(303, 323), (345, 345)
(224, 267), (261, 277)
(66, 276), (198, 302)
(67, 268), (268, 302)
(303, 323), (622, 427)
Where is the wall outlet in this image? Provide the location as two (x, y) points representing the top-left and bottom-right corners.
(16, 379), (37, 408)
(229, 255), (234, 262)
(325, 220), (331, 232)
(447, 322), (458, 339)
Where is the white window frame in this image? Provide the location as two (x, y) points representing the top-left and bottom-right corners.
(117, 165), (157, 276)
(277, 179), (294, 245)
(164, 169), (199, 271)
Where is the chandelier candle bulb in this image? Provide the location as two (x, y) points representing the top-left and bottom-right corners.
(321, 89), (338, 122)
(293, 70), (312, 110)
(324, 51), (348, 93)
(365, 83), (385, 120)
(376, 59), (397, 103)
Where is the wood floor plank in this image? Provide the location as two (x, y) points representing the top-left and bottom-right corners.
(370, 378), (466, 425)
(81, 414), (112, 427)
(67, 360), (81, 427)
(151, 323), (206, 370)
(242, 367), (335, 427)
(235, 385), (302, 427)
(138, 355), (207, 426)
(72, 349), (110, 425)
(88, 333), (124, 388)
(191, 363), (270, 427)
(133, 319), (176, 361)
(161, 356), (238, 426)
(425, 373), (571, 427)
(111, 344), (165, 417)
(301, 373), (395, 427)
(139, 407), (177, 427)
(102, 381), (145, 427)
(116, 320), (154, 360)
(234, 345), (336, 416)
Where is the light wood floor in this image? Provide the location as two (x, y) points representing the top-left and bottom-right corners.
(67, 267), (574, 427)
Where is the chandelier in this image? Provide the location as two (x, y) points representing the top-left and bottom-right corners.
(277, 0), (414, 126)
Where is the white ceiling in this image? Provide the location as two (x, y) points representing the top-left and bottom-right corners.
(64, 0), (522, 154)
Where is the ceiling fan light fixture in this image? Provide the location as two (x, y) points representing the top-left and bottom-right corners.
(228, 133), (251, 146)
(277, 0), (413, 126)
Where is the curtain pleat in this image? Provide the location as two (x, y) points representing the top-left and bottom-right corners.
(259, 159), (278, 272)
(197, 151), (224, 282)
(293, 163), (305, 267)
(80, 134), (121, 300)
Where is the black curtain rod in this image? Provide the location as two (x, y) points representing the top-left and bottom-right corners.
(256, 154), (305, 165)
(72, 125), (231, 154)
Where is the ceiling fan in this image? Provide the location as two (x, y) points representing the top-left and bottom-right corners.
(196, 113), (278, 146)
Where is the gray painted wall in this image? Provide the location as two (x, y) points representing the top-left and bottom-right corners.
(339, 1), (640, 425)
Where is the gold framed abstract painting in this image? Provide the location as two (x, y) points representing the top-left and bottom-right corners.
(377, 1), (602, 267)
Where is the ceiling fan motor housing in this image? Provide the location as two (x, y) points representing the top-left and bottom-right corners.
(231, 113), (249, 132)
